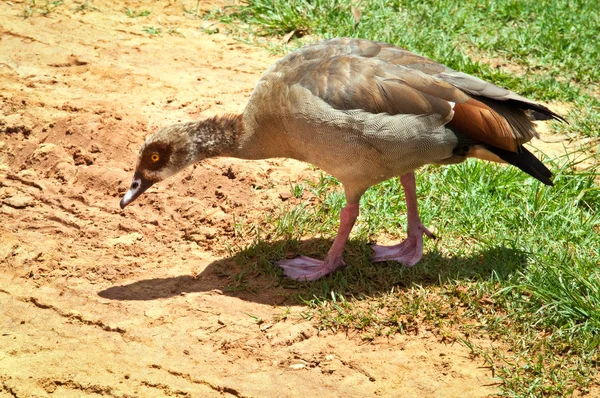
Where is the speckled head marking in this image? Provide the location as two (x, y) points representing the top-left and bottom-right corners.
(120, 125), (192, 209)
(120, 114), (242, 209)
(138, 141), (173, 173)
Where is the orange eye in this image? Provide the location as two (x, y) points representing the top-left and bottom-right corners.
(151, 153), (160, 162)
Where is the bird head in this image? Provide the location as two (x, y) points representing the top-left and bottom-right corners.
(120, 124), (195, 209)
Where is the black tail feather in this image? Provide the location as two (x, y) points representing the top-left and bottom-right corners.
(505, 99), (568, 123)
(487, 145), (554, 186)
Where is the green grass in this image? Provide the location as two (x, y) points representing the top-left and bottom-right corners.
(18, 0), (100, 17)
(72, 0), (98, 14)
(142, 25), (162, 36)
(124, 8), (151, 18)
(211, 0), (600, 88)
(166, 26), (185, 38)
(203, 0), (600, 395)
(20, 0), (64, 18)
(141, 25), (184, 38)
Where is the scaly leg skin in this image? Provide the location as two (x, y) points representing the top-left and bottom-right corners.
(279, 203), (359, 281)
(371, 172), (435, 266)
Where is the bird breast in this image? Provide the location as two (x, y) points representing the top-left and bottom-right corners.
(242, 83), (459, 188)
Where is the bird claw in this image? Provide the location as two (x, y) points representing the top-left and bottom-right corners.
(370, 240), (422, 266)
(370, 224), (432, 266)
(422, 225), (436, 240)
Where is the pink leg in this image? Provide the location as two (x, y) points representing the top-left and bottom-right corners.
(279, 203), (359, 281)
(371, 172), (435, 266)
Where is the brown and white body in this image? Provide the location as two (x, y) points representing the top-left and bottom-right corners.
(121, 38), (562, 281)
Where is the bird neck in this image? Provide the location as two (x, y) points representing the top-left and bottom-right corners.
(190, 114), (244, 160)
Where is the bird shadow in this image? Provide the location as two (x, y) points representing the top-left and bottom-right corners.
(98, 237), (528, 305)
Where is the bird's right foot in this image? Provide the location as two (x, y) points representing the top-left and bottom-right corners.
(370, 224), (435, 266)
(278, 255), (344, 281)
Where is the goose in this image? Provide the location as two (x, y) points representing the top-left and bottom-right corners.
(120, 38), (562, 281)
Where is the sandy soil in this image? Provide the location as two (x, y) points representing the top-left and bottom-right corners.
(0, 1), (564, 396)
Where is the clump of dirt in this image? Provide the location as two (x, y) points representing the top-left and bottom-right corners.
(0, 1), (502, 396)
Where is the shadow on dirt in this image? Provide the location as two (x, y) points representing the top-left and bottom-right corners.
(98, 237), (527, 304)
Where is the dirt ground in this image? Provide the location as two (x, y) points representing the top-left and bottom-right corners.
(1, 1), (577, 396)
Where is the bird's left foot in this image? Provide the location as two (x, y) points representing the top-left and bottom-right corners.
(278, 255), (345, 281)
(370, 224), (435, 266)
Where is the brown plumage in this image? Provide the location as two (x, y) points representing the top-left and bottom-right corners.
(449, 98), (518, 151)
(120, 38), (562, 281)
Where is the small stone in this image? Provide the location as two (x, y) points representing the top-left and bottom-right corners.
(198, 226), (218, 240)
(107, 233), (143, 246)
(18, 169), (38, 180)
(72, 149), (93, 166)
(53, 161), (77, 183)
(144, 307), (164, 319)
(214, 189), (225, 199)
(279, 191), (292, 201)
(3, 194), (35, 209)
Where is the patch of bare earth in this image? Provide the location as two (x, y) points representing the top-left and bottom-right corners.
(1, 1), (504, 396)
(532, 104), (599, 169)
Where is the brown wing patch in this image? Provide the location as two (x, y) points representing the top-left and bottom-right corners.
(448, 98), (518, 152)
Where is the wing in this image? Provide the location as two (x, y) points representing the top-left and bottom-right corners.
(277, 38), (563, 153)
